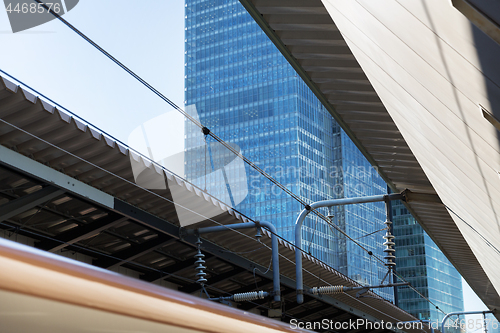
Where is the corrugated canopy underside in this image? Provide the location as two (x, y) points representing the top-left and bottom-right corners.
(0, 75), (427, 330)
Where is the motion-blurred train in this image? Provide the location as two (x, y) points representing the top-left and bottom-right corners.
(0, 238), (309, 333)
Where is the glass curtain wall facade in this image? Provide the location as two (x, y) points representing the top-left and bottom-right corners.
(184, 0), (392, 300)
(392, 200), (464, 323)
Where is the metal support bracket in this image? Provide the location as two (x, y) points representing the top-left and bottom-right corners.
(294, 193), (404, 304)
(185, 221), (281, 302)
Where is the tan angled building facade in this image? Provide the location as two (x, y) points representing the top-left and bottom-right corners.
(240, 0), (500, 314)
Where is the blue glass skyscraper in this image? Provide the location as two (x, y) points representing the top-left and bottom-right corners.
(392, 200), (463, 323)
(184, 0), (392, 300)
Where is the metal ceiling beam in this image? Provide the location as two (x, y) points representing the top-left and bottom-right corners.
(0, 145), (114, 209)
(403, 190), (442, 204)
(93, 234), (174, 269)
(327, 95), (381, 104)
(36, 214), (128, 252)
(0, 186), (64, 222)
(0, 221), (106, 260)
(0, 185), (112, 236)
(323, 309), (351, 322)
(141, 254), (213, 283)
(292, 303), (332, 320)
(283, 296), (316, 313)
(154, 248), (188, 262)
(0, 220), (43, 238)
(180, 266), (246, 294)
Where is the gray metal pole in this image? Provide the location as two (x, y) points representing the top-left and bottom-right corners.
(441, 311), (494, 333)
(187, 221), (281, 302)
(294, 193), (404, 303)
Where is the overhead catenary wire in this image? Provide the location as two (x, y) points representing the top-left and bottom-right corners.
(355, 226), (389, 240)
(0, 59), (365, 305)
(0, 67), (193, 188)
(3, 1), (448, 314)
(444, 204), (500, 256)
(25, 0), (389, 267)
(25, 0), (384, 293)
(27, 0), (381, 260)
(322, 205), (445, 314)
(30, 1), (202, 129)
(390, 268), (446, 315)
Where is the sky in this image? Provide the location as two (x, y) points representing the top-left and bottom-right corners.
(0, 0), (185, 145)
(0, 0), (490, 322)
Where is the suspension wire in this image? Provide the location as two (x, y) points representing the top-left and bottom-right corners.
(204, 135), (208, 192)
(355, 226), (389, 240)
(444, 204), (500, 256)
(0, 9), (397, 308)
(253, 256), (272, 290)
(390, 264), (446, 315)
(5, 205), (44, 233)
(30, 0), (202, 128)
(370, 254), (373, 285)
(0, 66), (369, 292)
(28, 0), (313, 214)
(0, 3), (447, 311)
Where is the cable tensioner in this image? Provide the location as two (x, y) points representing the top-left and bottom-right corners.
(310, 285), (344, 295)
(210, 291), (269, 302)
(309, 282), (408, 296)
(233, 291), (268, 302)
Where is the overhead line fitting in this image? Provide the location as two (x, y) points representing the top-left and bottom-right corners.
(309, 283), (409, 297)
(210, 291), (269, 302)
